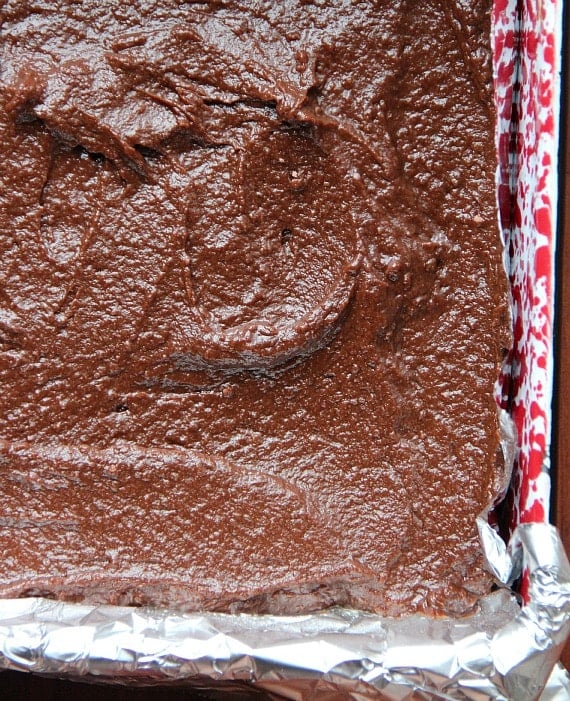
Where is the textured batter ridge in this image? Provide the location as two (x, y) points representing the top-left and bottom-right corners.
(0, 0), (510, 615)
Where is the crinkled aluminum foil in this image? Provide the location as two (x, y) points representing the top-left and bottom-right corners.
(0, 522), (568, 700)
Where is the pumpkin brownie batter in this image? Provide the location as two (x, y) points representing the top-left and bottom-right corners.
(0, 0), (510, 615)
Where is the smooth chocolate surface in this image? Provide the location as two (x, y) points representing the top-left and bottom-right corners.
(0, 0), (510, 615)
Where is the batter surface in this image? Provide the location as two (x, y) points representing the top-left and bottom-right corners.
(0, 0), (509, 615)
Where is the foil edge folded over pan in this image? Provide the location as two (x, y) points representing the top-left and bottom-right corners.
(0, 522), (568, 700)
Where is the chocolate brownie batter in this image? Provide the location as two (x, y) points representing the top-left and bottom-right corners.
(0, 0), (510, 615)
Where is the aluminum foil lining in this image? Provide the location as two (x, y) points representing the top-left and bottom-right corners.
(0, 521), (568, 700)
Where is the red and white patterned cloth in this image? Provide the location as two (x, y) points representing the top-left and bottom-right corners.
(493, 0), (562, 538)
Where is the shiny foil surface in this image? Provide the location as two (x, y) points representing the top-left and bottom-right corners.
(0, 523), (568, 700)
